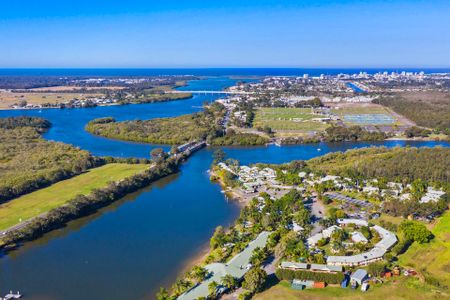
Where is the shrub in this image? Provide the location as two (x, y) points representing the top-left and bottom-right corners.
(275, 268), (344, 284)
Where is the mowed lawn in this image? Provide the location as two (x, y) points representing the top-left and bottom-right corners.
(0, 163), (149, 231)
(332, 105), (389, 116)
(253, 108), (329, 133)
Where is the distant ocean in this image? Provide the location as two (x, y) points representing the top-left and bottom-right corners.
(0, 68), (449, 77)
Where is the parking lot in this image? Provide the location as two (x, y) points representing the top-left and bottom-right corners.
(326, 192), (373, 208)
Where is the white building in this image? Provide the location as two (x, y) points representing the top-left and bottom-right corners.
(351, 232), (368, 244)
(327, 221), (397, 266)
(337, 218), (368, 227)
(363, 186), (380, 194)
(420, 187), (446, 204)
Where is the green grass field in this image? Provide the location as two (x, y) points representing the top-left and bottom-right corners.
(398, 210), (450, 288)
(331, 104), (399, 125)
(255, 277), (446, 300)
(0, 163), (149, 231)
(332, 105), (390, 116)
(253, 107), (329, 134)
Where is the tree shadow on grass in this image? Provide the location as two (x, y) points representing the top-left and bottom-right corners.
(262, 273), (280, 292)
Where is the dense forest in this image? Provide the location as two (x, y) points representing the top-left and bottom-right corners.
(0, 117), (100, 202)
(0, 116), (51, 132)
(374, 92), (450, 133)
(308, 146), (450, 184)
(210, 131), (268, 146)
(322, 125), (387, 142)
(86, 103), (267, 146)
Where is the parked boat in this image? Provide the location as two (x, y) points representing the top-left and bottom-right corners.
(2, 291), (22, 299)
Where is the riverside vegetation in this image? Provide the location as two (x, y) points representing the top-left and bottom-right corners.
(0, 116), (101, 203)
(307, 146), (450, 184)
(0, 163), (150, 232)
(85, 102), (269, 146)
(1, 154), (183, 250)
(0, 116), (189, 251)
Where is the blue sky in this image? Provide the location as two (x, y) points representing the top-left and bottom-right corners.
(1, 0), (449, 68)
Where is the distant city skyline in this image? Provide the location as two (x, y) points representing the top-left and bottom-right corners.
(1, 0), (450, 68)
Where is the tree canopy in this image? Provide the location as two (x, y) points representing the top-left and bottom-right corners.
(0, 117), (99, 202)
(399, 221), (434, 244)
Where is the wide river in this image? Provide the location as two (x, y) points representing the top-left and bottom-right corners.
(0, 77), (448, 299)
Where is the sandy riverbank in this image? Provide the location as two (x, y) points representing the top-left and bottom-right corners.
(179, 242), (212, 275)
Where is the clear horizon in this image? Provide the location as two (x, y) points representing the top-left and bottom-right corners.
(1, 67), (450, 70)
(1, 0), (450, 68)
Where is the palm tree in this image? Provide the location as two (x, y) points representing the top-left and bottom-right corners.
(250, 247), (266, 266)
(208, 281), (219, 297)
(156, 287), (171, 300)
(172, 279), (191, 296)
(221, 274), (237, 290)
(190, 266), (208, 282)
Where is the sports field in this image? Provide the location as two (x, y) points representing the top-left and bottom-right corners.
(344, 114), (394, 124)
(253, 107), (329, 134)
(0, 163), (150, 231)
(331, 103), (399, 125)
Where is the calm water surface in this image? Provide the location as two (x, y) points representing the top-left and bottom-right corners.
(0, 77), (241, 156)
(0, 77), (448, 299)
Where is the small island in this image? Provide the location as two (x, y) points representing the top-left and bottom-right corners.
(85, 102), (269, 146)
